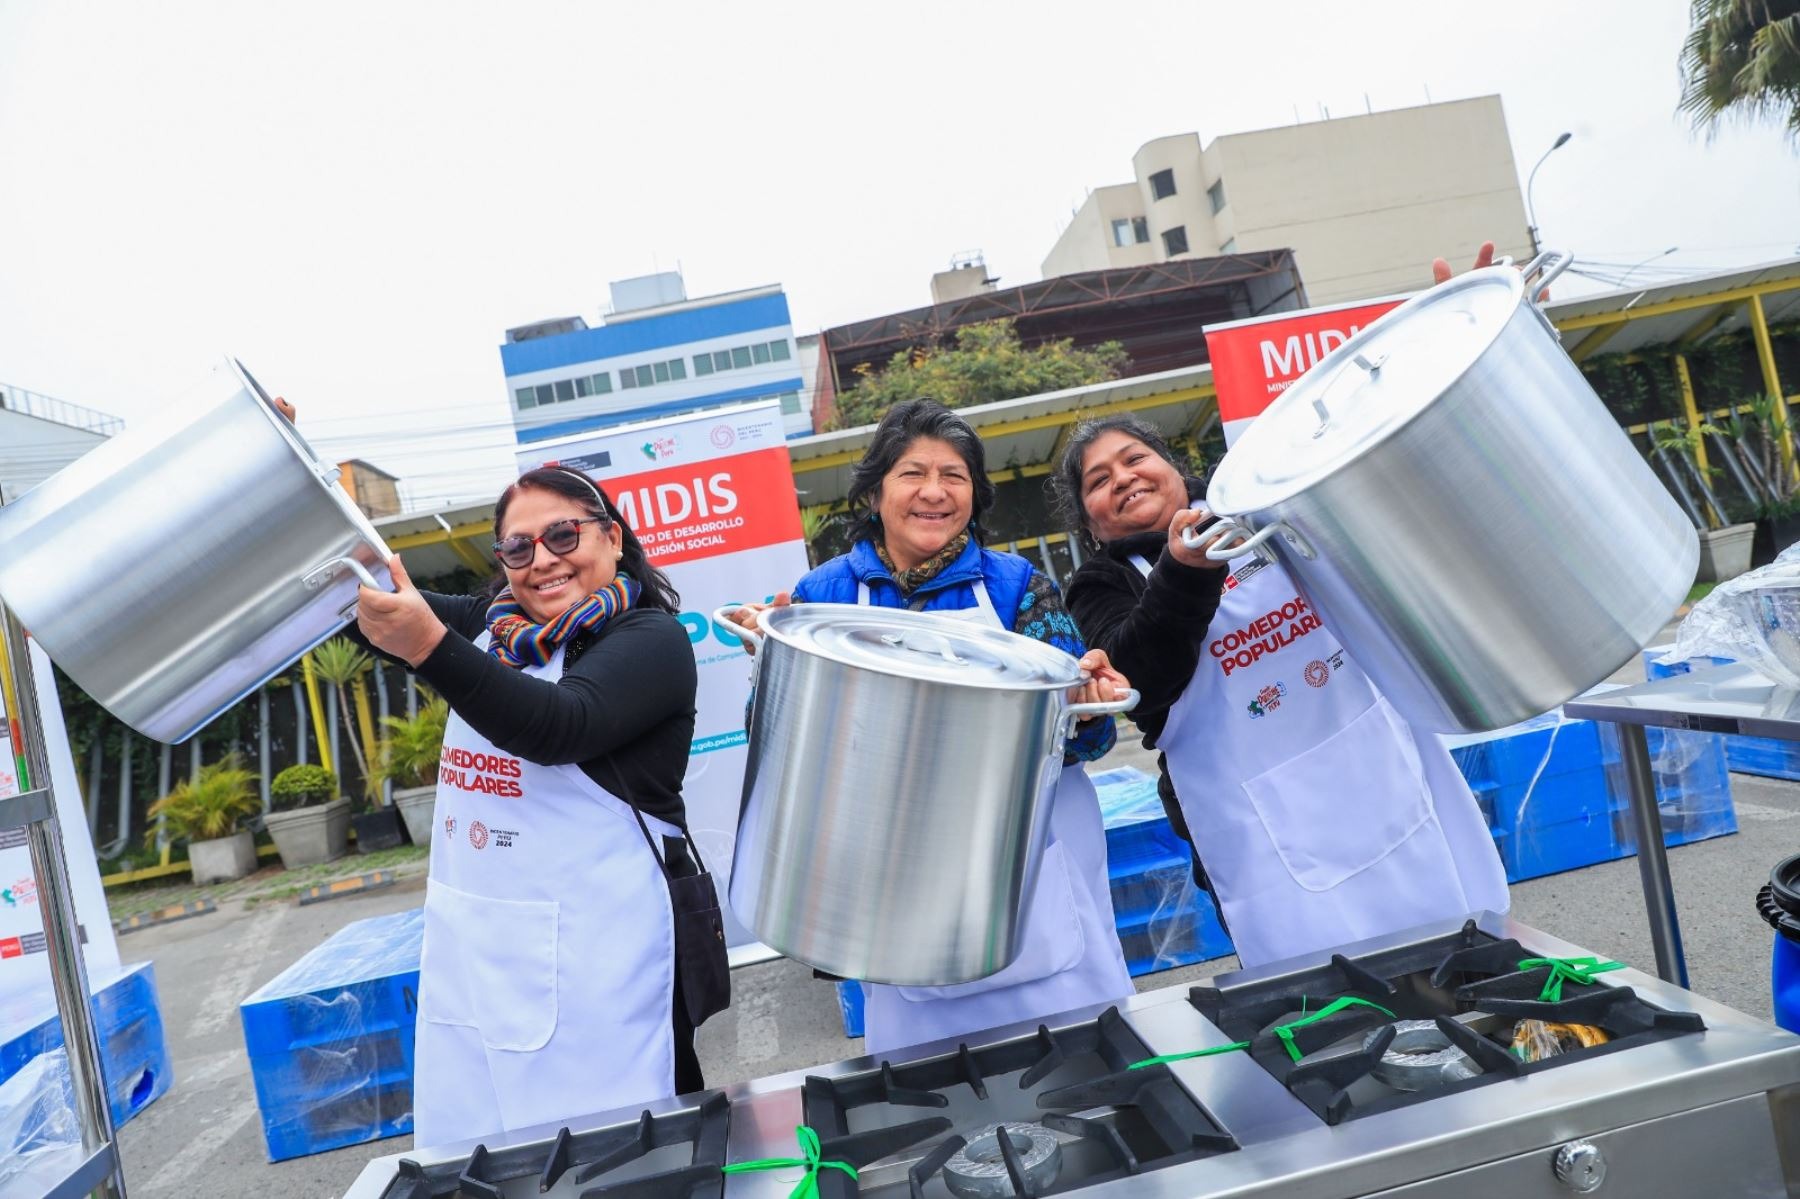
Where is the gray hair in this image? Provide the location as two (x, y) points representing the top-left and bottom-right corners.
(847, 399), (997, 541)
(1049, 414), (1189, 553)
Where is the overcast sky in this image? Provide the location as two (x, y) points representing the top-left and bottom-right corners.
(2, 0), (1796, 509)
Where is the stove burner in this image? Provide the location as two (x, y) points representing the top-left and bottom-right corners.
(1363, 1020), (1478, 1091)
(941, 1123), (1061, 1199)
(1188, 919), (1709, 1126)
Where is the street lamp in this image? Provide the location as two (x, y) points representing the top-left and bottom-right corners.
(1618, 246), (1679, 286)
(1526, 131), (1573, 257)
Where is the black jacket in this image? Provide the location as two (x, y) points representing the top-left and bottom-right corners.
(1064, 479), (1228, 895)
(345, 593), (697, 828)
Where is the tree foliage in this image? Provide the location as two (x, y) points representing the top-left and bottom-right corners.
(1679, 0), (1800, 143)
(827, 319), (1129, 431)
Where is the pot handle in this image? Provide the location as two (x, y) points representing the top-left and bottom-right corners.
(1187, 517), (1280, 562)
(714, 605), (764, 652)
(1519, 249), (1574, 306)
(880, 629), (969, 666)
(302, 554), (390, 594)
(1060, 689), (1140, 740)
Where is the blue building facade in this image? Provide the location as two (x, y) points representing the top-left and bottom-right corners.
(500, 277), (808, 443)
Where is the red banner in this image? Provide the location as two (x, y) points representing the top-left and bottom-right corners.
(596, 445), (805, 568)
(1205, 298), (1403, 439)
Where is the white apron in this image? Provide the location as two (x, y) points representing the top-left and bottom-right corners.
(858, 578), (1134, 1055)
(1140, 552), (1508, 970)
(412, 637), (677, 1148)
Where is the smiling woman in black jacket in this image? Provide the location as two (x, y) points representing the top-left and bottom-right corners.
(1052, 414), (1509, 970)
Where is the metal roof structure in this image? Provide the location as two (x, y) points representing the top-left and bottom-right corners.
(375, 256), (1800, 573)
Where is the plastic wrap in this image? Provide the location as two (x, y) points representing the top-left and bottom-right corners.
(239, 905), (422, 1161)
(1094, 768), (1234, 975)
(1658, 544), (1800, 686)
(0, 960), (171, 1128)
(1443, 697), (1735, 883)
(0, 1047), (84, 1197)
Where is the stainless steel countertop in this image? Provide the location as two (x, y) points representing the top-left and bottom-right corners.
(1562, 661), (1800, 739)
(341, 912), (1800, 1199)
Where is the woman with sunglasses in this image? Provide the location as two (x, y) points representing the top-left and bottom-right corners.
(339, 463), (711, 1148)
(725, 399), (1135, 1054)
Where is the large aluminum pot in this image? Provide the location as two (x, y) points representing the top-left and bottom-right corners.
(1202, 251), (1697, 734)
(717, 603), (1136, 985)
(0, 359), (394, 743)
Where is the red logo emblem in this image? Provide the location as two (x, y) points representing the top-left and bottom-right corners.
(710, 423), (736, 449)
(1304, 659), (1331, 688)
(468, 820), (489, 850)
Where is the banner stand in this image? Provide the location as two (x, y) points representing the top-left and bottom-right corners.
(0, 599), (126, 1198)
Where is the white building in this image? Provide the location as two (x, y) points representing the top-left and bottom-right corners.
(500, 272), (810, 443)
(0, 384), (121, 503)
(1041, 96), (1534, 306)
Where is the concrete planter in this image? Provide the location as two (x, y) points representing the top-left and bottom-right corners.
(189, 829), (257, 884)
(263, 796), (351, 868)
(393, 784), (437, 847)
(1697, 522), (1757, 582)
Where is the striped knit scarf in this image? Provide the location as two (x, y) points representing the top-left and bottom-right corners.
(485, 576), (639, 669)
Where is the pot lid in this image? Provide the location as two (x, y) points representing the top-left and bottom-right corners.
(759, 604), (1083, 690)
(1208, 264), (1526, 515)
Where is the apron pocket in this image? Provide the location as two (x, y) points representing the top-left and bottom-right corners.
(1241, 698), (1433, 893)
(422, 878), (560, 1052)
(895, 841), (1085, 1002)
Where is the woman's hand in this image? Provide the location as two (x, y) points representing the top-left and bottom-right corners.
(1432, 240), (1549, 299)
(1070, 648), (1131, 711)
(722, 592), (791, 655)
(357, 556), (446, 668)
(1168, 506), (1229, 570)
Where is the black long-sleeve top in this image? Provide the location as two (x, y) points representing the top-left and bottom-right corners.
(345, 592), (697, 827)
(1063, 479), (1228, 886)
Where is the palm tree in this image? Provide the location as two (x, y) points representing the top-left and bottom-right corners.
(307, 637), (376, 790)
(1679, 0), (1800, 144)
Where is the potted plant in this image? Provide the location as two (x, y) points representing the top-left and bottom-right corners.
(1717, 396), (1800, 566)
(1649, 418), (1755, 582)
(375, 693), (448, 846)
(146, 754), (262, 884)
(264, 763), (351, 867)
(308, 636), (406, 853)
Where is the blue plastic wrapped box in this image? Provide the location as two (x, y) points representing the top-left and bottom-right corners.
(0, 959), (171, 1132)
(239, 906), (422, 1162)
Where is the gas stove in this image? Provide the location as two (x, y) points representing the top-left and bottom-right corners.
(344, 914), (1800, 1198)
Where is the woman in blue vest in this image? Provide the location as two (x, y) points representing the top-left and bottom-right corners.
(726, 398), (1135, 1054)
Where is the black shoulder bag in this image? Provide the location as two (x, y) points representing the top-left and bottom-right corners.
(622, 800), (732, 1028)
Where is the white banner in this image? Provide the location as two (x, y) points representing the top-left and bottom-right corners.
(517, 400), (810, 945)
(0, 641), (121, 996)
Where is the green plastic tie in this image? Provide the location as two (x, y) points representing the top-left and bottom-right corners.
(1273, 996), (1398, 1063)
(1127, 1040), (1252, 1069)
(1516, 956), (1625, 1003)
(720, 1125), (857, 1198)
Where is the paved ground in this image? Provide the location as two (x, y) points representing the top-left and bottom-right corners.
(108, 628), (1800, 1197)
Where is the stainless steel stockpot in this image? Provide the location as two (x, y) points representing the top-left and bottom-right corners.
(717, 602), (1135, 985)
(0, 359), (394, 743)
(1201, 251), (1697, 733)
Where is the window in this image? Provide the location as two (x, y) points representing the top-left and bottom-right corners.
(1219, 237), (1238, 254)
(1208, 179), (1227, 215)
(574, 375), (592, 398)
(669, 359), (686, 380)
(590, 372), (612, 394)
(1111, 217), (1151, 247)
(1149, 169), (1176, 200)
(1162, 226), (1190, 256)
(731, 346), (753, 369)
(778, 392), (802, 415)
(620, 369), (637, 390)
(515, 387), (537, 410)
(694, 354), (714, 376)
(770, 339), (791, 361)
(752, 342), (771, 364)
(535, 384), (554, 406)
(653, 360), (670, 384)
(635, 364), (655, 387)
(554, 379), (575, 403)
